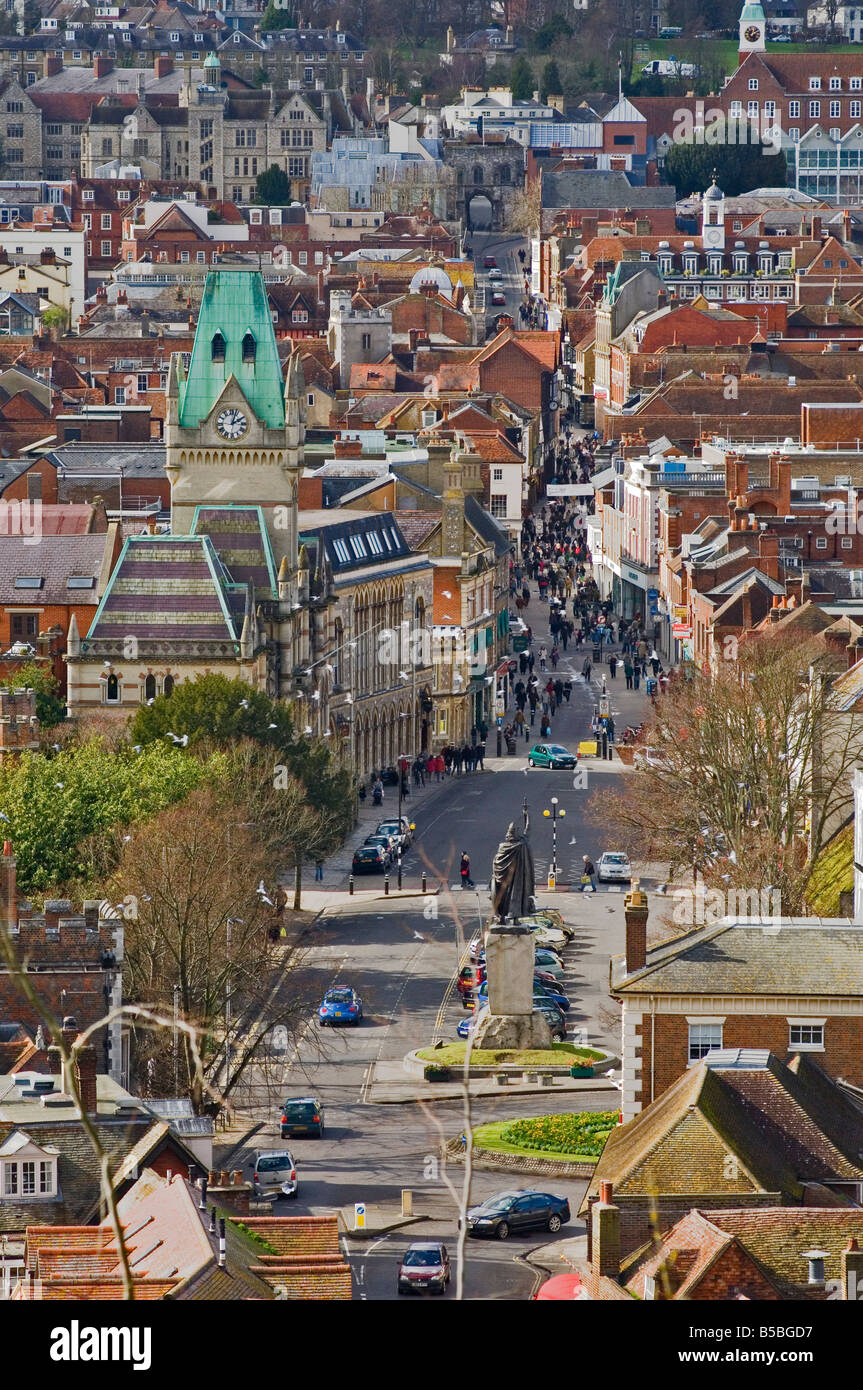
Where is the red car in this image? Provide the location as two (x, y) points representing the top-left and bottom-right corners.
(483, 254), (497, 268)
(491, 291), (507, 306)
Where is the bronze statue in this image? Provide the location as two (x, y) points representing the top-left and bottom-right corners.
(491, 821), (535, 922)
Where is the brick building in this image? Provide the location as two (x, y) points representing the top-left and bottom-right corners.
(611, 886), (863, 1121)
(582, 1047), (863, 1260)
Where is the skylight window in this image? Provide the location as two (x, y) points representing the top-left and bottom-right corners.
(349, 534), (367, 558)
(14, 577), (43, 588)
(67, 576), (95, 588)
(332, 538), (350, 564)
(367, 532), (383, 555)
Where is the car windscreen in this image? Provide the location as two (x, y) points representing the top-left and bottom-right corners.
(282, 1102), (318, 1121)
(256, 1154), (292, 1172)
(478, 1194), (518, 1212)
(604, 854), (628, 864)
(326, 990), (353, 1003)
(403, 1248), (442, 1267)
(550, 747), (569, 755)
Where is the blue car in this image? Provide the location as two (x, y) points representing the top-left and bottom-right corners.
(318, 986), (363, 1027)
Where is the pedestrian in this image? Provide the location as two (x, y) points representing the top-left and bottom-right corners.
(650, 653), (661, 677)
(580, 855), (597, 893)
(476, 742), (486, 769)
(608, 654), (617, 679)
(551, 645), (560, 669)
(623, 659), (633, 690)
(633, 664), (641, 691)
(563, 679), (572, 703)
(460, 851), (474, 889)
(314, 857), (324, 881)
(582, 657), (592, 681)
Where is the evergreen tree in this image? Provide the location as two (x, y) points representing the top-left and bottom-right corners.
(541, 59), (563, 102)
(509, 56), (535, 103)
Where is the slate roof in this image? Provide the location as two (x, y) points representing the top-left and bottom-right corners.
(611, 917), (863, 996)
(465, 493), (512, 558)
(583, 1052), (863, 1211)
(0, 532), (107, 606)
(0, 1115), (163, 1234)
(45, 443), (167, 479)
(85, 535), (238, 644)
(190, 505), (277, 601)
(302, 511), (413, 576)
(542, 170), (677, 210)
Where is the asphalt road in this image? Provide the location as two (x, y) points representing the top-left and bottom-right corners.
(467, 230), (528, 329)
(234, 896), (618, 1301)
(231, 546), (653, 1299)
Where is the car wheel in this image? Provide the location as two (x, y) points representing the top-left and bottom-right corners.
(528, 758), (535, 767)
(496, 1221), (510, 1240)
(547, 1214), (562, 1233)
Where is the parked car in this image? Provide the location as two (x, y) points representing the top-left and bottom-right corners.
(534, 948), (565, 978)
(466, 1189), (571, 1239)
(398, 1241), (451, 1294)
(533, 1000), (567, 1039)
(528, 743), (578, 770)
(533, 978), (570, 1012)
(352, 844), (390, 874)
(490, 291), (507, 306)
(597, 851), (631, 883)
(483, 254), (498, 268)
(318, 986), (363, 1026)
(280, 1096), (325, 1139)
(457, 1013), (478, 1039)
(251, 1149), (297, 1200)
(377, 818), (413, 849)
(364, 832), (397, 858)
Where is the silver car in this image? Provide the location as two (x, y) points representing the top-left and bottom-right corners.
(251, 1149), (298, 1200)
(597, 852), (631, 883)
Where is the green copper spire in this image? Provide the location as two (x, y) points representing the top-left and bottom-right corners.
(178, 270), (285, 430)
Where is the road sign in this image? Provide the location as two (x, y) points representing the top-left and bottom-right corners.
(354, 1202), (366, 1230)
(672, 623), (691, 638)
(647, 588), (659, 600)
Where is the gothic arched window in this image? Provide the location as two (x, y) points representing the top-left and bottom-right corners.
(211, 332), (226, 362)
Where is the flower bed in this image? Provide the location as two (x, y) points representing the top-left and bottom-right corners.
(500, 1111), (618, 1159)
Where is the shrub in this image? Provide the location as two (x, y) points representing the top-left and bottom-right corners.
(424, 1064), (449, 1082)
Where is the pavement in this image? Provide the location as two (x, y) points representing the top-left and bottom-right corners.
(363, 1058), (619, 1105)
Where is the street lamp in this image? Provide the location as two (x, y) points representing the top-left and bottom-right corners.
(396, 716), (416, 889)
(542, 796), (565, 886)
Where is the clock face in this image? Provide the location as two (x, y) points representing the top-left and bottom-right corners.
(744, 24), (761, 40)
(216, 407), (248, 440)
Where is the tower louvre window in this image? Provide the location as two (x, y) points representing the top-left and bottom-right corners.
(211, 332), (225, 362)
(242, 331), (256, 363)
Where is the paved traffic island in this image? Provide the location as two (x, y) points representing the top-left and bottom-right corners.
(410, 1041), (611, 1078)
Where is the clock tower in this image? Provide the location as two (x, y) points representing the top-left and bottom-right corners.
(166, 268), (304, 570)
(738, 0), (766, 62)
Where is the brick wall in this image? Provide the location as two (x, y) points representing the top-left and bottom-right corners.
(632, 1009), (863, 1111)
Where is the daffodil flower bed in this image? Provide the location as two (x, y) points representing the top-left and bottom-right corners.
(490, 1111), (618, 1159)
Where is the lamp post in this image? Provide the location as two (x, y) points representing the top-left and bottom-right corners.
(542, 796), (565, 887)
(396, 713), (416, 889)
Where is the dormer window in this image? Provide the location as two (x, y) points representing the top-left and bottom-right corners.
(241, 331), (256, 362)
(211, 332), (225, 361)
(830, 76), (841, 90)
(0, 1131), (58, 1199)
(809, 77), (821, 90)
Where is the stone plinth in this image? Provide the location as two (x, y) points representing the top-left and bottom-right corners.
(484, 923), (535, 1015)
(471, 1010), (553, 1050)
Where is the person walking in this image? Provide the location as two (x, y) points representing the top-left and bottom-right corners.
(460, 851), (474, 889)
(633, 662), (641, 691)
(608, 653), (617, 680)
(623, 658), (633, 690)
(314, 857), (324, 881)
(582, 657), (592, 682)
(539, 645), (548, 672)
(580, 855), (597, 893)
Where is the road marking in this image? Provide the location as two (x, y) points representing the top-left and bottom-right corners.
(280, 952), (348, 1084)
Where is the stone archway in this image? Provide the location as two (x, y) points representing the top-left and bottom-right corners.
(467, 192), (492, 229)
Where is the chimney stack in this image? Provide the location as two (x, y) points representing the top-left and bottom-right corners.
(75, 1041), (98, 1116)
(154, 55), (174, 80)
(591, 1180), (621, 1285)
(93, 55), (114, 80)
(0, 840), (16, 931)
(624, 882), (648, 973)
(43, 55), (62, 78)
(841, 1238), (863, 1300)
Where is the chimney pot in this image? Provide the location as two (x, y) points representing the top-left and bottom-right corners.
(623, 885), (649, 974)
(599, 1180), (613, 1204)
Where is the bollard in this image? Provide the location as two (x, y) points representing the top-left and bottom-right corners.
(422, 871), (427, 893)
(384, 875), (390, 895)
(401, 1189), (413, 1217)
(349, 875), (354, 896)
(398, 864), (403, 890)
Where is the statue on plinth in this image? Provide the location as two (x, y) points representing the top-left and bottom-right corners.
(472, 817), (551, 1051)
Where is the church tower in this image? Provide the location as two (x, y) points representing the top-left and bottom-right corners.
(738, 0), (766, 62)
(701, 173), (726, 251)
(165, 269), (305, 570)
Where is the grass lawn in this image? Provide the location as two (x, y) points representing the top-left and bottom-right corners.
(472, 1115), (614, 1163)
(416, 1042), (604, 1067)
